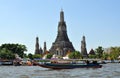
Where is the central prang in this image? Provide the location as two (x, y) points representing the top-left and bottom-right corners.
(49, 10), (75, 56)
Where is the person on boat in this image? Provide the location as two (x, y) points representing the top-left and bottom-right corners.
(32, 60), (39, 66)
(51, 60), (58, 64)
(13, 59), (22, 66)
(86, 60), (89, 64)
(26, 60), (32, 66)
(92, 61), (97, 64)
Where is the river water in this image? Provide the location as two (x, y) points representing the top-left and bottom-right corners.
(0, 63), (120, 78)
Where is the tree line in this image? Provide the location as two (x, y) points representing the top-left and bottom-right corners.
(0, 43), (27, 60)
(0, 43), (120, 60)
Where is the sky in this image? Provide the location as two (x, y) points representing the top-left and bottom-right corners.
(0, 0), (120, 54)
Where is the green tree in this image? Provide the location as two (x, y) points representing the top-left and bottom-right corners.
(23, 53), (28, 58)
(109, 47), (120, 60)
(89, 54), (97, 59)
(95, 46), (104, 58)
(0, 43), (27, 58)
(46, 54), (53, 59)
(69, 51), (82, 59)
(33, 54), (42, 59)
(102, 52), (109, 60)
(28, 53), (33, 60)
(0, 48), (15, 60)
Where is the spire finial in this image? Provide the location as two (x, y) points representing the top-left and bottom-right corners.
(60, 9), (64, 22)
(61, 8), (63, 11)
(36, 36), (39, 42)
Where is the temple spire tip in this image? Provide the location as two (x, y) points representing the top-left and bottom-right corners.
(60, 9), (64, 22)
(61, 8), (63, 12)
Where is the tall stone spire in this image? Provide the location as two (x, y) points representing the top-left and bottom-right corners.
(43, 41), (47, 53)
(39, 47), (43, 54)
(35, 37), (40, 54)
(55, 10), (69, 42)
(60, 9), (64, 22)
(35, 37), (43, 54)
(49, 10), (75, 56)
(81, 36), (88, 58)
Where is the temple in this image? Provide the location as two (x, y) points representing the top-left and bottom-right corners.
(81, 36), (88, 58)
(49, 10), (75, 56)
(43, 41), (47, 53)
(35, 37), (43, 54)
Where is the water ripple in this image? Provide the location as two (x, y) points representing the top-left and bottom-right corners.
(0, 64), (120, 78)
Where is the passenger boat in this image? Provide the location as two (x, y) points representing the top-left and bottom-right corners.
(34, 59), (102, 69)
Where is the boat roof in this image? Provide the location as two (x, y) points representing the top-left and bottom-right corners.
(35, 59), (102, 61)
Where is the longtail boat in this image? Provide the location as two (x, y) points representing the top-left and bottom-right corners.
(34, 59), (102, 69)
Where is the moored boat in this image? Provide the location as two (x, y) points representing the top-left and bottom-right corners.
(0, 60), (13, 65)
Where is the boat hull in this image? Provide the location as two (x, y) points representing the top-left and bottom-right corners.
(37, 63), (102, 69)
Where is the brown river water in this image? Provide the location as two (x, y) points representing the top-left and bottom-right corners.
(0, 63), (120, 78)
